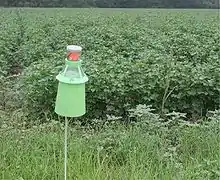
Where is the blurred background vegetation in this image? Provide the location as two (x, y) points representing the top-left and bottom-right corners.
(1, 0), (219, 8)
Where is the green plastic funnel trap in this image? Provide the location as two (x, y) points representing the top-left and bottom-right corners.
(54, 45), (89, 180)
(55, 45), (88, 117)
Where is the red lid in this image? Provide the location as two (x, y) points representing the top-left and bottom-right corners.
(67, 52), (80, 61)
(67, 45), (82, 61)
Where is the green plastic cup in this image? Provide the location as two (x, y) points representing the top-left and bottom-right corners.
(55, 58), (88, 117)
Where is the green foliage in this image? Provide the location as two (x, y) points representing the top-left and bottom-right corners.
(18, 58), (64, 119)
(0, 0), (219, 8)
(1, 109), (219, 179)
(1, 9), (219, 120)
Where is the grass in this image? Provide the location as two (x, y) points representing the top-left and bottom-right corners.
(0, 7), (219, 180)
(0, 118), (219, 180)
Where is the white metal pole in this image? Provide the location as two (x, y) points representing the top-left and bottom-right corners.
(64, 116), (68, 180)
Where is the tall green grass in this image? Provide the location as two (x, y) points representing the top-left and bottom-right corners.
(1, 118), (219, 180)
